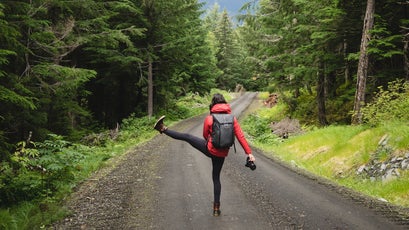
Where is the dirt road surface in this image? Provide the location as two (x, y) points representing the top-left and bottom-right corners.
(54, 92), (409, 229)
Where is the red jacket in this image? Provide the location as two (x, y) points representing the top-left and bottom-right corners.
(203, 103), (252, 157)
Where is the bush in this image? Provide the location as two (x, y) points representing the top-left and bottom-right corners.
(242, 104), (286, 145)
(361, 79), (409, 126)
(242, 113), (271, 138)
(0, 135), (86, 207)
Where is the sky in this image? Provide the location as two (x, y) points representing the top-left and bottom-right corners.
(199, 0), (250, 17)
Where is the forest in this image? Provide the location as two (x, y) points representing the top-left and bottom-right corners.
(0, 0), (408, 224)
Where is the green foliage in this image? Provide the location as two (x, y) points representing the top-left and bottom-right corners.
(0, 200), (66, 230)
(242, 114), (271, 138)
(0, 131), (133, 227)
(0, 0), (104, 155)
(361, 79), (409, 126)
(367, 14), (404, 60)
(287, 92), (317, 125)
(242, 100), (289, 146)
(1, 134), (85, 206)
(30, 64), (96, 136)
(369, 32), (403, 58)
(119, 115), (156, 143)
(0, 85), (36, 110)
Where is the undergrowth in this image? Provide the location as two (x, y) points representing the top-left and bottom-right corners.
(0, 89), (232, 230)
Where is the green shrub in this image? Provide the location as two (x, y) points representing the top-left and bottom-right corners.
(242, 113), (271, 137)
(121, 115), (153, 133)
(242, 99), (288, 138)
(0, 134), (87, 206)
(242, 106), (285, 146)
(361, 79), (409, 126)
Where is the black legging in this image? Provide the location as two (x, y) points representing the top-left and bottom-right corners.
(163, 129), (225, 203)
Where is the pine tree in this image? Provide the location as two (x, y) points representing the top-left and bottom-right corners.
(0, 2), (37, 157)
(139, 0), (218, 115)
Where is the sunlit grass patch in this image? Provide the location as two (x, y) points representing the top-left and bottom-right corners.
(259, 104), (288, 122)
(377, 121), (409, 150)
(269, 126), (364, 175)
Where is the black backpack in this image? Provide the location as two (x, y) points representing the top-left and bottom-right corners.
(211, 113), (235, 148)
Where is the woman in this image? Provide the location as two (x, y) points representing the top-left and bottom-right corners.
(153, 93), (255, 217)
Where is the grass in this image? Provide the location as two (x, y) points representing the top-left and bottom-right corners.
(0, 201), (66, 230)
(242, 104), (409, 207)
(272, 125), (368, 176)
(339, 172), (409, 205)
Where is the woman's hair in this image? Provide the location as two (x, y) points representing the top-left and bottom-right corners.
(209, 93), (227, 110)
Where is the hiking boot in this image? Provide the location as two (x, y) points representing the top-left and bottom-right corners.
(213, 202), (221, 217)
(153, 115), (167, 133)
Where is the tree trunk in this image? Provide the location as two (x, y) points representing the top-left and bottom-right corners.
(404, 34), (409, 82)
(351, 0), (375, 125)
(343, 39), (350, 84)
(317, 61), (328, 126)
(148, 59), (153, 118)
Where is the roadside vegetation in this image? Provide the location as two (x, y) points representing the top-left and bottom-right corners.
(0, 89), (229, 230)
(242, 82), (409, 208)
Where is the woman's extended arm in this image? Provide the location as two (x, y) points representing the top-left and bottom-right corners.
(233, 118), (254, 161)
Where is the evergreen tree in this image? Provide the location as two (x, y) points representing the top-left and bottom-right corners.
(207, 10), (245, 90)
(203, 3), (222, 32)
(12, 0), (102, 137)
(0, 0), (143, 150)
(76, 0), (147, 125)
(0, 2), (37, 157)
(138, 0), (218, 115)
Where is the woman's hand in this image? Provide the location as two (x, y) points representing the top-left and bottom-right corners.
(248, 153), (255, 162)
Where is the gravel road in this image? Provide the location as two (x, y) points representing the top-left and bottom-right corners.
(53, 92), (409, 229)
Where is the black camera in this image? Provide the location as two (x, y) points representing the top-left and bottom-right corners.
(245, 157), (256, 171)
